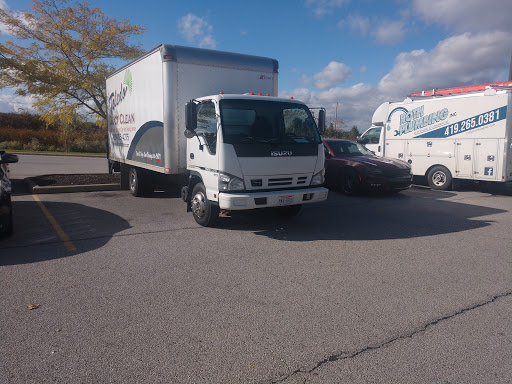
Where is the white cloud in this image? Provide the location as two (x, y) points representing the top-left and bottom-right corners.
(313, 61), (351, 90)
(0, 93), (36, 113)
(378, 31), (512, 97)
(178, 14), (217, 49)
(373, 21), (406, 45)
(0, 3), (30, 36)
(412, 0), (512, 33)
(281, 29), (511, 131)
(298, 74), (312, 87)
(280, 83), (377, 130)
(306, 0), (348, 17)
(0, 0), (11, 35)
(339, 16), (405, 45)
(341, 15), (370, 36)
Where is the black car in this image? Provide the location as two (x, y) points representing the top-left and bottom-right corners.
(323, 139), (412, 195)
(0, 151), (19, 236)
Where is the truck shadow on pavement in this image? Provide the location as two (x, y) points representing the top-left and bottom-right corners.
(0, 197), (131, 266)
(218, 187), (508, 242)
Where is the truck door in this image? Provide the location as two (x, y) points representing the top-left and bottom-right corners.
(359, 126), (383, 155)
(187, 100), (219, 185)
(455, 139), (474, 178)
(474, 139), (499, 180)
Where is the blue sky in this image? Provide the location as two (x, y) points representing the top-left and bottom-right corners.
(1, 0), (511, 130)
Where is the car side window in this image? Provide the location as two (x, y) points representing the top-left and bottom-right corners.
(196, 101), (217, 154)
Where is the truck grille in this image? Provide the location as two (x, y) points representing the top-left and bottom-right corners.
(248, 174), (310, 190)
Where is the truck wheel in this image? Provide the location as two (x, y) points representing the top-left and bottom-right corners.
(190, 183), (219, 227)
(427, 166), (452, 190)
(339, 171), (360, 196)
(129, 167), (144, 197)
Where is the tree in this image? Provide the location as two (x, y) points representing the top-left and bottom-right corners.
(0, 0), (145, 126)
(349, 125), (360, 140)
(322, 124), (360, 141)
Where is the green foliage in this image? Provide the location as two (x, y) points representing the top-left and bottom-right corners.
(322, 125), (360, 141)
(0, 111), (50, 130)
(0, 112), (106, 152)
(0, 0), (145, 125)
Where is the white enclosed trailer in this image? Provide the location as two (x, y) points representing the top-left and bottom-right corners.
(358, 83), (512, 190)
(106, 45), (328, 226)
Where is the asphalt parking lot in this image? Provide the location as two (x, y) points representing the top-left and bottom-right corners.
(1, 159), (512, 383)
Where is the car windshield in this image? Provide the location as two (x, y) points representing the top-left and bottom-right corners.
(327, 141), (374, 157)
(219, 99), (321, 145)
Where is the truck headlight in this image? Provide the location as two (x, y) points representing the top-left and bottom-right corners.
(219, 173), (245, 191)
(310, 169), (324, 185)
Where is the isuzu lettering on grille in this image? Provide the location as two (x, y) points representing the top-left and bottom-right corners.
(271, 150), (293, 156)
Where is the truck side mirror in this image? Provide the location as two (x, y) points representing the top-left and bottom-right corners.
(317, 108), (326, 135)
(185, 101), (197, 134)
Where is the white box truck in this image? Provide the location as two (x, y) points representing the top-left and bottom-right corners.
(106, 44), (328, 226)
(358, 82), (512, 190)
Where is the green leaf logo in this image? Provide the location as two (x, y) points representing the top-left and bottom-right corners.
(123, 69), (133, 95)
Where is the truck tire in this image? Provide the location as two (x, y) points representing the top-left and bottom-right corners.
(427, 166), (452, 190)
(190, 182), (219, 227)
(339, 170), (360, 196)
(129, 167), (144, 197)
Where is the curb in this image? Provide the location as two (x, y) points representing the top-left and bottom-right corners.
(24, 177), (120, 194)
(12, 152), (106, 158)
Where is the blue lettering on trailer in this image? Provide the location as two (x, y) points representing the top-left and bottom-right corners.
(416, 106), (507, 139)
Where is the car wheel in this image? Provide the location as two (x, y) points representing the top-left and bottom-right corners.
(339, 171), (360, 196)
(190, 182), (219, 227)
(427, 166), (452, 190)
(277, 204), (302, 217)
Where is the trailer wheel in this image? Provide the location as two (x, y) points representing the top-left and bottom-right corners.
(129, 167), (144, 197)
(427, 166), (452, 190)
(190, 183), (219, 227)
(339, 170), (360, 196)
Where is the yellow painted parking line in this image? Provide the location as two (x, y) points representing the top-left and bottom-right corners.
(32, 195), (77, 252)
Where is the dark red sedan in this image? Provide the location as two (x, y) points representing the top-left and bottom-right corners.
(323, 139), (412, 195)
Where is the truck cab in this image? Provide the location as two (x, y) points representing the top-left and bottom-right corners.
(358, 124), (384, 155)
(184, 93), (328, 226)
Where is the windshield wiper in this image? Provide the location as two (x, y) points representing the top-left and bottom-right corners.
(240, 136), (276, 144)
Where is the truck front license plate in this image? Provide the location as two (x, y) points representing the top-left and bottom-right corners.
(278, 195), (294, 205)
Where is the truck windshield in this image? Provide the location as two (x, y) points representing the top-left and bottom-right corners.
(219, 100), (321, 145)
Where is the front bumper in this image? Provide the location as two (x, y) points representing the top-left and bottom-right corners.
(218, 187), (328, 210)
(362, 174), (413, 191)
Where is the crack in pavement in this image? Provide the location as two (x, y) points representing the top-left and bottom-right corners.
(264, 290), (512, 384)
